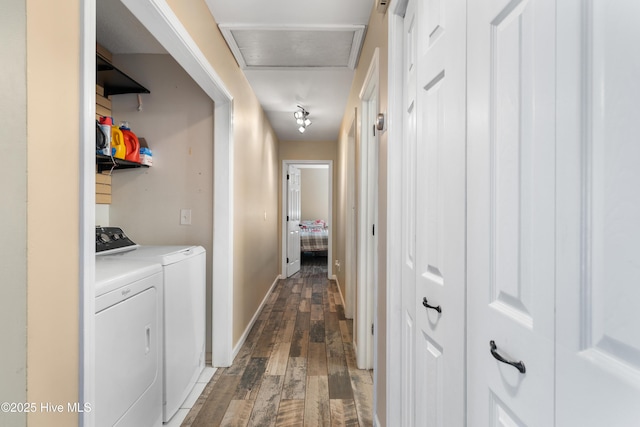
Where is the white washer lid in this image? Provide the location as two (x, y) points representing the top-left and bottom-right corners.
(116, 245), (206, 266)
(95, 258), (162, 297)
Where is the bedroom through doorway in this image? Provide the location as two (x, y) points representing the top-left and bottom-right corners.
(281, 161), (333, 280)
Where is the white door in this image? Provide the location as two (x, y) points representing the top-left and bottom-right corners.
(358, 55), (379, 370)
(366, 95), (378, 371)
(400, 0), (468, 424)
(556, 1), (640, 425)
(467, 0), (556, 425)
(413, 0), (467, 425)
(400, 0), (418, 424)
(286, 165), (301, 277)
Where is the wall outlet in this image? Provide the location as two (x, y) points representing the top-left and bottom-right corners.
(180, 209), (192, 225)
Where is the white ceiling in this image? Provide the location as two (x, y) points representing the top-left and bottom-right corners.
(96, 0), (374, 142)
(96, 0), (166, 55)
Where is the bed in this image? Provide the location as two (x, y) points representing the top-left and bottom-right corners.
(300, 220), (328, 253)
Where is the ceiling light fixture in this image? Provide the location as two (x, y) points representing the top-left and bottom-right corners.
(294, 106), (311, 133)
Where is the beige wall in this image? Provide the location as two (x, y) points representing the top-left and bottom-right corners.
(301, 168), (329, 222)
(0, 1), (27, 426)
(109, 53), (215, 354)
(165, 0), (280, 347)
(334, 110), (357, 311)
(278, 140), (338, 273)
(337, 5), (389, 425)
(26, 0), (81, 425)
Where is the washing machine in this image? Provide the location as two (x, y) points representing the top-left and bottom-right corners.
(96, 227), (206, 423)
(95, 256), (163, 427)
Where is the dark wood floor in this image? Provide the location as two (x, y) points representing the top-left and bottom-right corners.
(181, 256), (373, 426)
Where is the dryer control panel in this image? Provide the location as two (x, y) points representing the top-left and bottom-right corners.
(96, 227), (138, 254)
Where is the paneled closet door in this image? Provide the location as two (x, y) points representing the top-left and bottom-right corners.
(400, 0), (418, 424)
(401, 0), (467, 424)
(413, 0), (467, 425)
(556, 1), (640, 425)
(466, 0), (556, 425)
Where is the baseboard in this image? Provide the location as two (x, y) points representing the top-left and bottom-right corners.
(331, 274), (347, 308)
(231, 274), (282, 361)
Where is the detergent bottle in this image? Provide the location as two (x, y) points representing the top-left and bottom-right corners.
(97, 116), (112, 155)
(110, 125), (126, 159)
(120, 121), (140, 163)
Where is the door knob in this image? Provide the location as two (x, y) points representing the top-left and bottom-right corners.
(422, 297), (442, 313)
(489, 340), (526, 374)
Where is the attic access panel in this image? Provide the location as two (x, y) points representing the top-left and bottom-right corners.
(219, 25), (366, 70)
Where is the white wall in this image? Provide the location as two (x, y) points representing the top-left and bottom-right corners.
(301, 167), (329, 222)
(109, 53), (215, 355)
(0, 2), (27, 425)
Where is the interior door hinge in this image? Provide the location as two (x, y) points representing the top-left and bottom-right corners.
(371, 323), (374, 335)
(287, 257), (289, 263)
(287, 174), (290, 180)
(373, 124), (376, 136)
(372, 224), (375, 236)
(287, 215), (289, 221)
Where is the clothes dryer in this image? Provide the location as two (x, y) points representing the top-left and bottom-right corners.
(95, 257), (163, 427)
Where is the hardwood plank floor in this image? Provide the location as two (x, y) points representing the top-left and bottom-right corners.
(182, 255), (373, 427)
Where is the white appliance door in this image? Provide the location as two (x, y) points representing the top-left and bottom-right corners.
(286, 165), (301, 277)
(96, 287), (161, 427)
(467, 0), (556, 425)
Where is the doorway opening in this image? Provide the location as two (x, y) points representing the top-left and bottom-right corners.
(281, 160), (333, 280)
(356, 48), (380, 372)
(81, 2), (234, 425)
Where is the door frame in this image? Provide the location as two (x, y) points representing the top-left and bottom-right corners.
(386, 0), (409, 424)
(357, 48), (380, 370)
(345, 112), (358, 319)
(81, 1), (235, 424)
(281, 160), (333, 279)
(80, 3), (96, 426)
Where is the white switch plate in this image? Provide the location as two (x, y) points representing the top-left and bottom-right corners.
(180, 209), (192, 225)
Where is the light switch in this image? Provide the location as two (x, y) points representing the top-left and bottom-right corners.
(180, 209), (192, 225)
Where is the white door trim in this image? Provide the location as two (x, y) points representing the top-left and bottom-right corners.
(82, 3), (235, 419)
(80, 2), (96, 426)
(345, 112), (357, 319)
(357, 48), (380, 370)
(385, 0), (408, 424)
(281, 160), (333, 279)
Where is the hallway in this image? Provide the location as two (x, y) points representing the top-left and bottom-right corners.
(181, 257), (374, 426)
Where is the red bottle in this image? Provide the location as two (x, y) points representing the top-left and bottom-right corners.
(119, 122), (140, 163)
